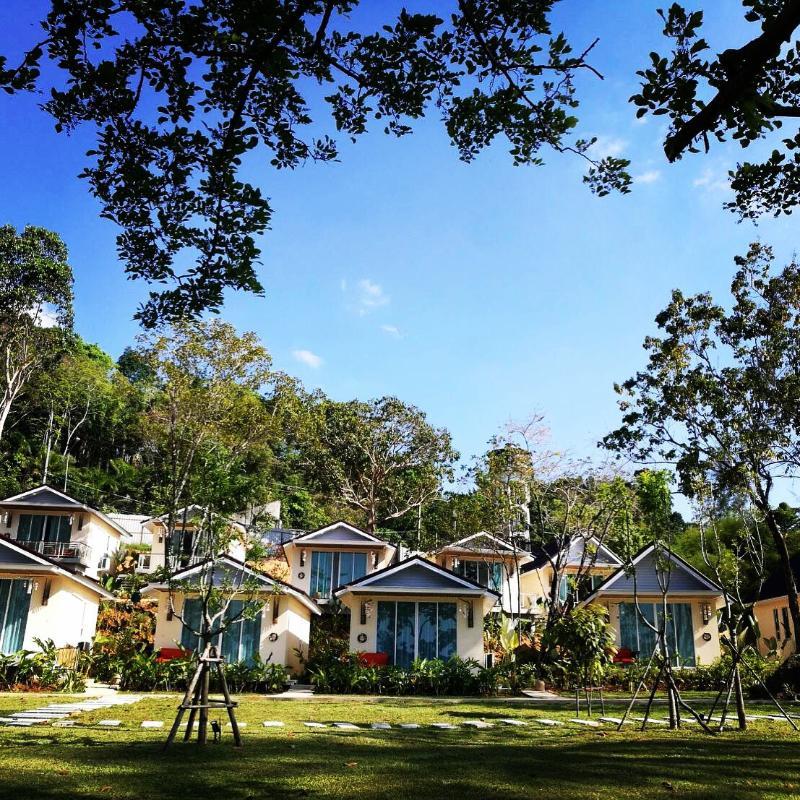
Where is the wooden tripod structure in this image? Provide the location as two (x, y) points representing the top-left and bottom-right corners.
(163, 644), (242, 750)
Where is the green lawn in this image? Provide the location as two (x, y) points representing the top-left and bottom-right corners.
(0, 693), (799, 800)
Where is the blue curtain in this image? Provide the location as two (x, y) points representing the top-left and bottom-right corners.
(490, 563), (503, 591)
(180, 598), (202, 651)
(417, 602), (437, 660)
(310, 551), (333, 598)
(637, 603), (658, 658)
(437, 603), (457, 660)
(221, 600), (243, 663)
(351, 553), (367, 582)
(395, 602), (416, 668)
(376, 601), (395, 661)
(44, 516), (71, 543)
(669, 603), (695, 666)
(0, 580), (30, 654)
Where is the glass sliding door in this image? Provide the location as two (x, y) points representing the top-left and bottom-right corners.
(374, 601), (459, 665)
(310, 551), (334, 598)
(618, 601), (695, 665)
(0, 579), (31, 654)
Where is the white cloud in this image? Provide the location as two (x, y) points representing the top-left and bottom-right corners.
(634, 170), (661, 184)
(693, 168), (730, 194)
(342, 277), (390, 315)
(292, 349), (323, 369)
(380, 324), (402, 338)
(28, 303), (59, 328)
(588, 135), (627, 160)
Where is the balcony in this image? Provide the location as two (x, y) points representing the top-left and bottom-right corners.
(16, 538), (91, 565)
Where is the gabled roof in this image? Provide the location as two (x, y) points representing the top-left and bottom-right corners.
(285, 521), (392, 548)
(521, 535), (623, 573)
(335, 555), (500, 598)
(580, 543), (722, 605)
(0, 485), (131, 539)
(142, 554), (321, 615)
(436, 531), (523, 555)
(106, 514), (151, 535)
(0, 536), (115, 599)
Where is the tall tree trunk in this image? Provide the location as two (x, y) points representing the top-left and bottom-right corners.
(763, 506), (800, 644)
(733, 665), (747, 730)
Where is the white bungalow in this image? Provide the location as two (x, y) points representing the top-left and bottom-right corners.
(335, 556), (499, 667)
(282, 521), (396, 603)
(431, 532), (532, 615)
(143, 555), (321, 673)
(580, 543), (724, 666)
(0, 486), (120, 653)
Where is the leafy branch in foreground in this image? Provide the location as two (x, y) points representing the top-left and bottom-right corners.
(0, 1), (630, 325)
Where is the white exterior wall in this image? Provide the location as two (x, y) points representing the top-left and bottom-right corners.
(339, 593), (495, 663)
(16, 574), (101, 649)
(152, 590), (313, 674)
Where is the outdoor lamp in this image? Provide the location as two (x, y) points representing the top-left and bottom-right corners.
(701, 602), (712, 624)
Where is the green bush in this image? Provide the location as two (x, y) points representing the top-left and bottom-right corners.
(0, 638), (86, 692)
(308, 654), (511, 696)
(758, 653), (800, 699)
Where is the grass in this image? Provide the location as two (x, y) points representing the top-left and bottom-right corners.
(0, 693), (799, 800)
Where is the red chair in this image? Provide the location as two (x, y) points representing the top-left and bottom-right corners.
(358, 652), (389, 667)
(155, 647), (189, 662)
(612, 647), (637, 665)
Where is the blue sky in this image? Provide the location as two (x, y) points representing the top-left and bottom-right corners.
(1, 1), (798, 494)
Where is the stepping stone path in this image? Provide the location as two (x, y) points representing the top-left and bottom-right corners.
(499, 718), (527, 727)
(262, 721), (284, 728)
(569, 718), (601, 727)
(399, 723), (420, 729)
(371, 723), (391, 730)
(0, 693), (143, 728)
(141, 721), (164, 729)
(333, 723), (360, 730)
(533, 718), (563, 727)
(226, 722), (247, 728)
(430, 723), (456, 729)
(462, 720), (493, 729)
(98, 720), (121, 727)
(303, 722), (327, 728)
(599, 717), (633, 726)
(631, 717), (668, 726)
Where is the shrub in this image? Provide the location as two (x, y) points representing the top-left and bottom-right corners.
(0, 639), (86, 692)
(759, 653), (800, 699)
(308, 654), (509, 696)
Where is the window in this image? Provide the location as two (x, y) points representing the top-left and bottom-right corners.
(16, 514), (71, 544)
(453, 559), (503, 591)
(376, 601), (457, 668)
(782, 606), (792, 640)
(774, 608), (782, 639)
(309, 551), (368, 598)
(618, 602), (696, 666)
(179, 599), (262, 664)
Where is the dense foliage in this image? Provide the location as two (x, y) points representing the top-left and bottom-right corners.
(0, 639), (86, 693)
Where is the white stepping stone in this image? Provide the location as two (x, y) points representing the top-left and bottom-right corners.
(399, 723), (420, 729)
(333, 722), (360, 729)
(225, 722), (247, 728)
(371, 722), (391, 729)
(632, 716), (668, 725)
(533, 718), (563, 726)
(430, 723), (456, 729)
(462, 720), (493, 728)
(599, 717), (632, 725)
(53, 721), (75, 728)
(141, 721), (164, 729)
(569, 718), (601, 727)
(262, 721), (284, 727)
(98, 720), (121, 727)
(303, 722), (327, 728)
(744, 714), (777, 721)
(7, 720), (37, 727)
(499, 718), (527, 727)
(12, 712), (68, 719)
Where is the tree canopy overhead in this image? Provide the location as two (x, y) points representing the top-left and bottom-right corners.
(0, 0), (630, 325)
(633, 1), (800, 218)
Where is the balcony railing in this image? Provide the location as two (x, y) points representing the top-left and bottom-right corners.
(16, 539), (91, 563)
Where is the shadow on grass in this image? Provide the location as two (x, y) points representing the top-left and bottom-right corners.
(3, 727), (799, 800)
